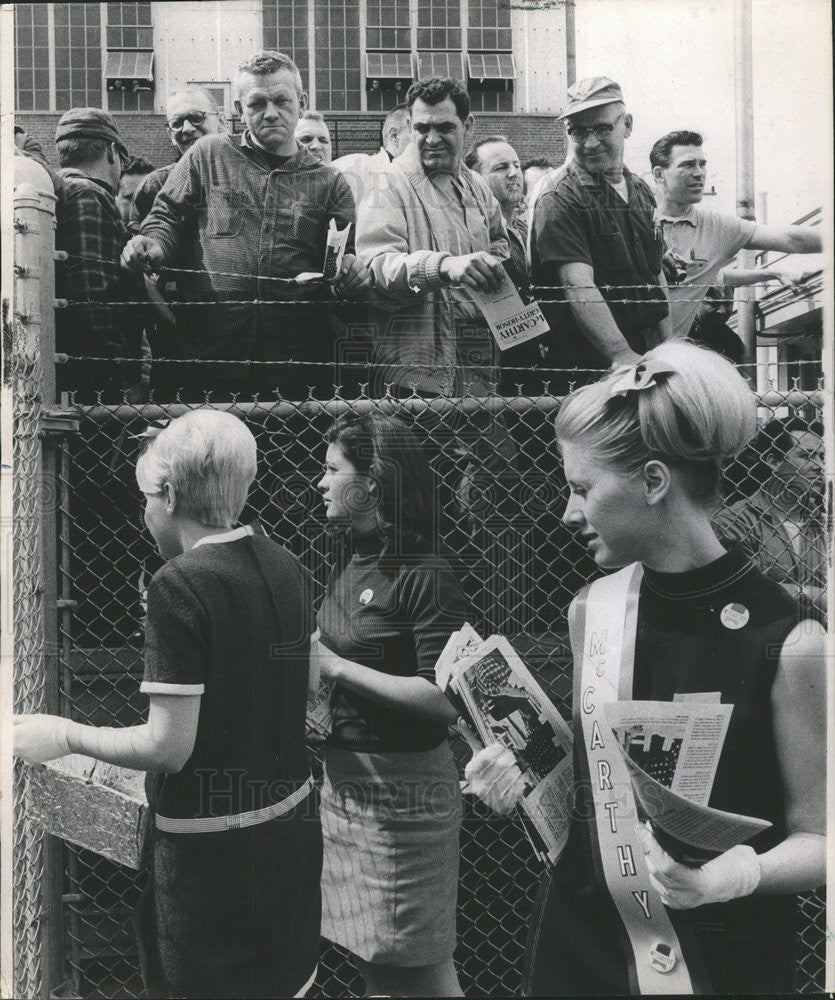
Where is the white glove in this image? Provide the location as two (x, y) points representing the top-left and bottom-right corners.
(464, 742), (526, 815)
(13, 714), (73, 763)
(637, 822), (761, 909)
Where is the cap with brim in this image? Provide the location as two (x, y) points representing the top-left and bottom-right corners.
(55, 108), (129, 160)
(559, 76), (624, 120)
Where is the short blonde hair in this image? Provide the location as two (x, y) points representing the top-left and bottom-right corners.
(235, 51), (303, 98)
(555, 342), (757, 501)
(136, 410), (257, 528)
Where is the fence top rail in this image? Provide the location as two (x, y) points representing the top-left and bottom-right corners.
(71, 387), (825, 423)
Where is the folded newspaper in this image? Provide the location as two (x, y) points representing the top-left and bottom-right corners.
(306, 677), (334, 743)
(436, 624), (573, 864)
(469, 267), (550, 351)
(602, 699), (772, 866)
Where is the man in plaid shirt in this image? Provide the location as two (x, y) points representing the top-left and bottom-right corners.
(55, 108), (146, 402)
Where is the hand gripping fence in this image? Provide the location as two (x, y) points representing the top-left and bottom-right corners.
(8, 167), (828, 999)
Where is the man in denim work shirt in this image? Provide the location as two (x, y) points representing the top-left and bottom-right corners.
(122, 51), (371, 398)
(529, 77), (672, 379)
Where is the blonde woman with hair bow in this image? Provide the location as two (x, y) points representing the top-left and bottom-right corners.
(466, 343), (825, 996)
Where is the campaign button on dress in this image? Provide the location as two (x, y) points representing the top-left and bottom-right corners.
(649, 942), (677, 973)
(720, 602), (750, 630)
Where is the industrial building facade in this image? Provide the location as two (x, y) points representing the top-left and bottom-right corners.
(14, 1), (572, 165)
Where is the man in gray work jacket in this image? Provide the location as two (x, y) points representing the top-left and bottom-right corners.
(122, 50), (371, 399)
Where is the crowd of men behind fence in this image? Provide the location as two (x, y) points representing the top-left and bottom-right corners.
(14, 49), (825, 608)
(14, 50), (822, 403)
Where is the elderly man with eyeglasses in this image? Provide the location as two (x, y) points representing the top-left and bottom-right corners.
(529, 77), (672, 379)
(127, 87), (226, 235)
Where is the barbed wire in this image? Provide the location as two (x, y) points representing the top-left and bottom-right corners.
(59, 296), (748, 307)
(62, 252), (817, 299)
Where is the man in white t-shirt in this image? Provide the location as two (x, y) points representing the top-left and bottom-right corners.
(651, 130), (822, 338)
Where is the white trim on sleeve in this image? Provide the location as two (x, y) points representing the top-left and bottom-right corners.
(140, 681), (205, 696)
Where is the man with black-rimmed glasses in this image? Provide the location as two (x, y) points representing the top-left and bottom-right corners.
(529, 76), (672, 379)
(128, 87), (227, 234)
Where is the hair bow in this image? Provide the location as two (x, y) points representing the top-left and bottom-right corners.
(607, 359), (677, 399)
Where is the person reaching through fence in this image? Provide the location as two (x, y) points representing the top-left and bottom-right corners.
(121, 50), (371, 400)
(14, 409), (322, 999)
(311, 412), (466, 997)
(465, 342), (826, 995)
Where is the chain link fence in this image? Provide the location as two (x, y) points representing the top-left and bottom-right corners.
(48, 382), (825, 999)
(10, 166), (827, 998)
(10, 177), (58, 1000)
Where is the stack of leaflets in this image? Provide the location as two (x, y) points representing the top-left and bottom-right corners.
(435, 624), (573, 864)
(603, 698), (771, 866)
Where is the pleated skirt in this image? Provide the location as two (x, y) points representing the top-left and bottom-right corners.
(320, 742), (462, 965)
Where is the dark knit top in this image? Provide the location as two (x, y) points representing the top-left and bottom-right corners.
(317, 533), (468, 752)
(525, 547), (806, 996)
(141, 532), (314, 819)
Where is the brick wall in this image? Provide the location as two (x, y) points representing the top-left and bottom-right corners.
(324, 112), (567, 165)
(16, 113), (178, 172)
(17, 111), (566, 171)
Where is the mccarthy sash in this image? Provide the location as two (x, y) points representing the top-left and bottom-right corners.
(570, 563), (703, 995)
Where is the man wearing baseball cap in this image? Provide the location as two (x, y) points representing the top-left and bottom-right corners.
(54, 107), (146, 402)
(529, 76), (671, 377)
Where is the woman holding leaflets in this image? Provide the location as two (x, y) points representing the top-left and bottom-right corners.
(467, 342), (826, 995)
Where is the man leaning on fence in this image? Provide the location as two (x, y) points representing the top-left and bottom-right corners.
(122, 51), (371, 400)
(529, 77), (672, 380)
(651, 129), (824, 341)
(356, 76), (510, 397)
(54, 108), (147, 403)
(355, 76), (519, 533)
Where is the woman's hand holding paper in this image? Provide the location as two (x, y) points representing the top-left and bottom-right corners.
(636, 822), (762, 909)
(464, 742), (526, 815)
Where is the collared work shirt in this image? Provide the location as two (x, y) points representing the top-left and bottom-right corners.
(140, 131), (356, 366)
(657, 205), (756, 338)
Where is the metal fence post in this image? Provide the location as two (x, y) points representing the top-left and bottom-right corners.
(11, 159), (65, 1000)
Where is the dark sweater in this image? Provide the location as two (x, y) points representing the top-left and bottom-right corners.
(317, 535), (468, 752)
(142, 532), (314, 819)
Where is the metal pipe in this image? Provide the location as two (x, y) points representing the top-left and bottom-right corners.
(757, 191), (769, 267)
(734, 0), (756, 365)
(565, 0), (576, 88)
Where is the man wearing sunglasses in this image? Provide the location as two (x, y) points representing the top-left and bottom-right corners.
(127, 88), (226, 234)
(529, 76), (671, 380)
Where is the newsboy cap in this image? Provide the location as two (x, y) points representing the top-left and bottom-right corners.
(559, 77), (624, 120)
(55, 108), (129, 160)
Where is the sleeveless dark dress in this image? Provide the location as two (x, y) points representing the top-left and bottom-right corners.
(524, 547), (805, 996)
